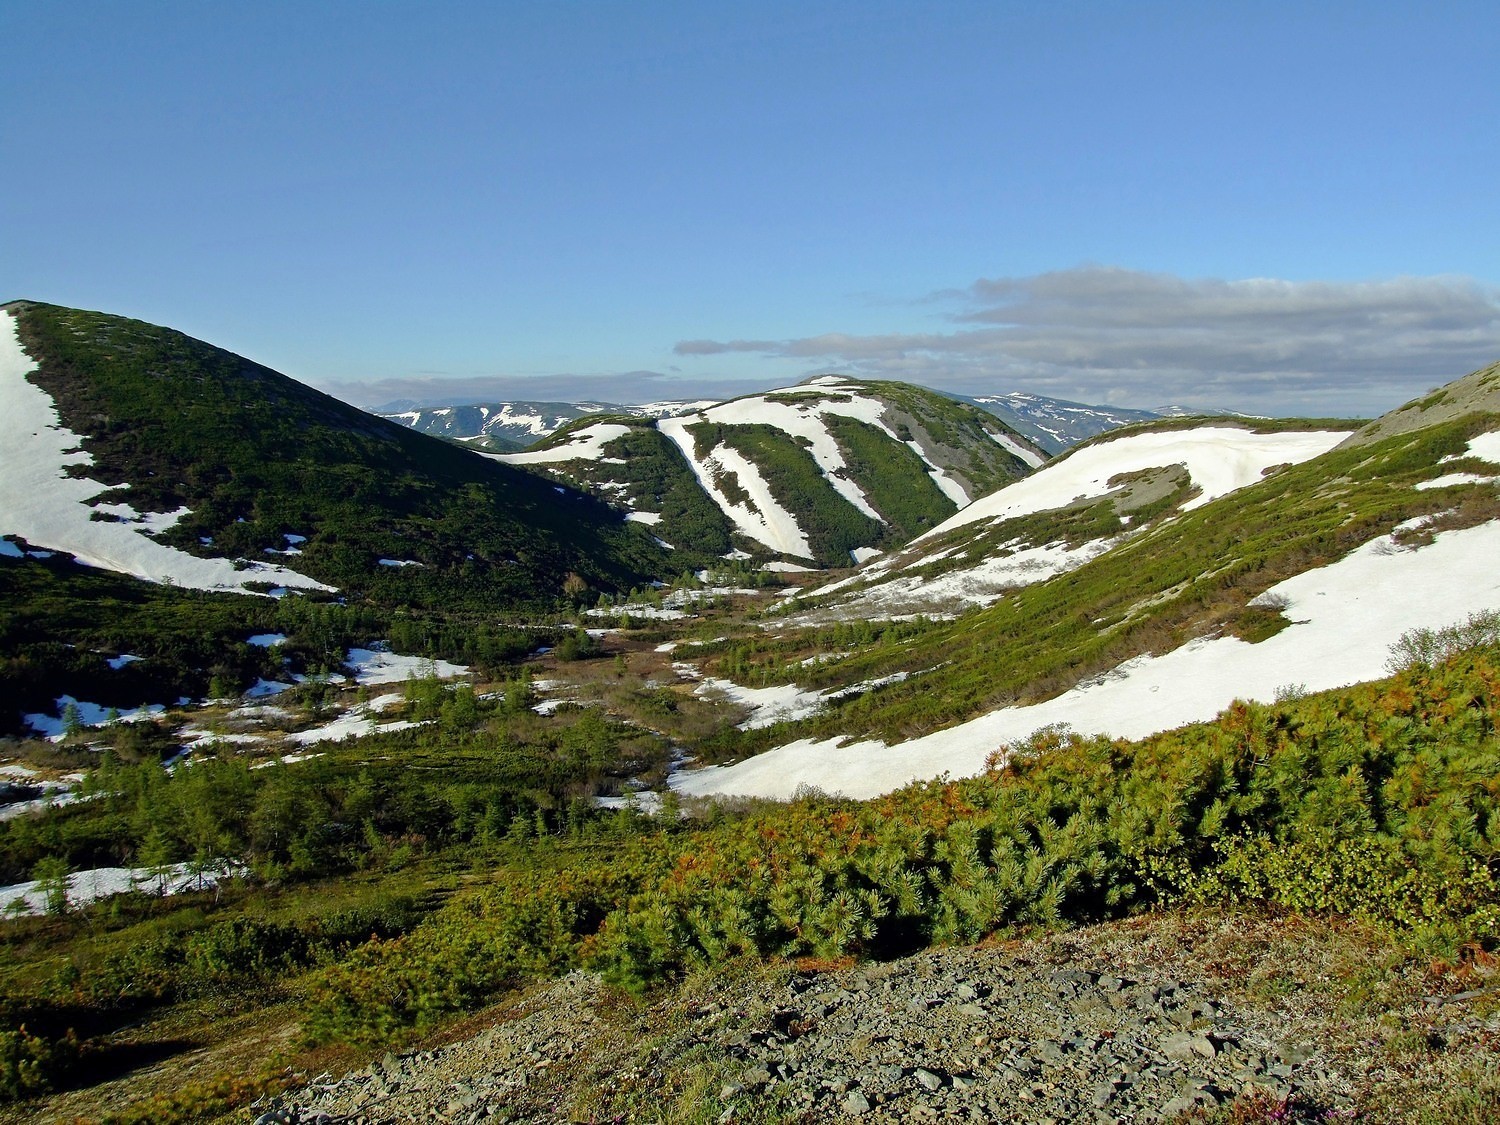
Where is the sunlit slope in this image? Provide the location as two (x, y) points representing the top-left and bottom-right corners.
(679, 372), (1500, 796)
(492, 375), (1046, 567)
(790, 418), (1353, 620)
(0, 301), (666, 608)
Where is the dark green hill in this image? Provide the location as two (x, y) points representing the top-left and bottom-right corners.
(498, 377), (1047, 567)
(4, 301), (667, 609)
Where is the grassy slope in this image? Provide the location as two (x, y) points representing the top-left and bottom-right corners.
(509, 384), (1041, 565)
(712, 411), (1500, 751)
(8, 635), (1490, 1121)
(853, 378), (1039, 497)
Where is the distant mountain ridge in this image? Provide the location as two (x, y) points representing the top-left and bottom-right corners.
(954, 392), (1163, 454)
(381, 386), (1160, 457)
(380, 398), (718, 452)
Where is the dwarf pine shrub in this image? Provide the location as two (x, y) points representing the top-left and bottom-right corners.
(1385, 610), (1500, 673)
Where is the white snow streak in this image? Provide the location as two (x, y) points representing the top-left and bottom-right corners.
(658, 417), (813, 557)
(989, 431), (1048, 469)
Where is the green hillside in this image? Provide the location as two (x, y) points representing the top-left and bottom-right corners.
(6, 301), (668, 609)
(503, 378), (1044, 566)
(517, 417), (737, 562)
(703, 408), (1500, 757)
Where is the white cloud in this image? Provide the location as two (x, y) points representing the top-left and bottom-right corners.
(673, 267), (1500, 415)
(320, 370), (786, 411)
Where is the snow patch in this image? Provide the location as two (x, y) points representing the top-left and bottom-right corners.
(1, 860), (246, 915)
(490, 423), (631, 465)
(286, 693), (420, 745)
(1416, 473), (1497, 491)
(25, 695), (166, 740)
(584, 604), (687, 621)
(345, 647), (470, 685)
(920, 426), (1349, 543)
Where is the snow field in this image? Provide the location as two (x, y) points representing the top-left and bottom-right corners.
(673, 517), (1500, 800)
(919, 426), (1350, 543)
(490, 423), (631, 465)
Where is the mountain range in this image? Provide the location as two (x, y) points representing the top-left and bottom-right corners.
(4, 301), (1500, 1122)
(379, 389), (1166, 456)
(485, 376), (1046, 567)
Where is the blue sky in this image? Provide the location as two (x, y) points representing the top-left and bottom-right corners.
(3, 1), (1497, 415)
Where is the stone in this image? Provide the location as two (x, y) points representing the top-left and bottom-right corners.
(1035, 1040), (1065, 1064)
(842, 1089), (872, 1115)
(1161, 1032), (1202, 1060)
(913, 1068), (944, 1091)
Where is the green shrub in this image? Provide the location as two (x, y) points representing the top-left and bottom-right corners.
(1178, 833), (1500, 941)
(0, 1024), (78, 1102)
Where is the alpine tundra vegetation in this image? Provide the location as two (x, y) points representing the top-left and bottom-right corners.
(2, 306), (1500, 1124)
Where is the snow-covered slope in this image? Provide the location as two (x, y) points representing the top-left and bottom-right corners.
(678, 420), (1500, 801)
(961, 392), (1162, 454)
(0, 310), (332, 595)
(676, 514), (1500, 801)
(491, 376), (1046, 566)
(790, 422), (1351, 620)
(923, 425), (1350, 540)
(380, 398), (717, 451)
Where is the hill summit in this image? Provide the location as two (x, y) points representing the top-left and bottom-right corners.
(488, 375), (1047, 567)
(0, 301), (666, 608)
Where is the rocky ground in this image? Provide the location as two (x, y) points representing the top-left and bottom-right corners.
(251, 912), (1499, 1125)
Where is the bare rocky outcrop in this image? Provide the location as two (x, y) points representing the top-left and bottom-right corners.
(254, 913), (1499, 1124)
